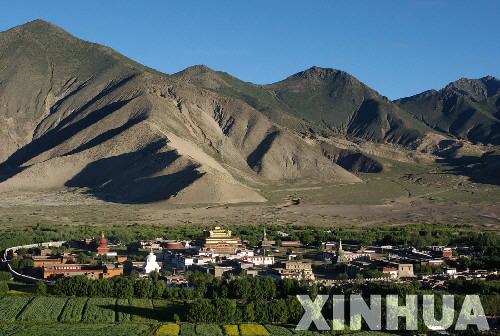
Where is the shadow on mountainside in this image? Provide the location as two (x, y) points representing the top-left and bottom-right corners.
(246, 129), (280, 173)
(0, 75), (139, 183)
(437, 153), (500, 186)
(0, 99), (137, 183)
(65, 139), (204, 204)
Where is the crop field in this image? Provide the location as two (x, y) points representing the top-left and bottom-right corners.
(153, 298), (176, 322)
(18, 296), (67, 322)
(195, 324), (223, 336)
(0, 322), (154, 336)
(116, 298), (131, 322)
(129, 298), (155, 322)
(264, 325), (292, 335)
(239, 323), (270, 336)
(0, 296), (184, 324)
(0, 296), (32, 321)
(156, 323), (180, 336)
(59, 297), (88, 322)
(180, 323), (197, 335)
(82, 297), (116, 323)
(223, 325), (239, 336)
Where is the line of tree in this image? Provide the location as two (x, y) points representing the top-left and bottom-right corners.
(52, 272), (315, 300)
(53, 274), (166, 298)
(186, 297), (303, 324)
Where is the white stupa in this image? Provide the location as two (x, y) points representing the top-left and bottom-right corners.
(143, 249), (161, 274)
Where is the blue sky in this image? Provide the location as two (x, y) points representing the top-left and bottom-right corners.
(1, 1), (498, 99)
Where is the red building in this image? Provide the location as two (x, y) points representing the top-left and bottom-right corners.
(96, 232), (110, 255)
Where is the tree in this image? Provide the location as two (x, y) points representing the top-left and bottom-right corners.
(128, 269), (140, 280)
(187, 299), (215, 323)
(90, 279), (113, 297)
(35, 282), (47, 296)
(113, 277), (134, 298)
(77, 252), (92, 264)
(279, 278), (299, 297)
(53, 275), (90, 296)
(149, 271), (159, 282)
(286, 296), (304, 323)
(152, 280), (166, 298)
(214, 298), (238, 323)
(254, 300), (269, 323)
(231, 277), (252, 299)
(268, 300), (289, 324)
(18, 258), (34, 269)
(134, 278), (153, 298)
(253, 277), (276, 300)
(242, 301), (255, 322)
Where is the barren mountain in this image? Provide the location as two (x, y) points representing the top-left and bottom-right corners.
(174, 65), (433, 146)
(396, 76), (500, 145)
(0, 20), (365, 204)
(3, 20), (495, 205)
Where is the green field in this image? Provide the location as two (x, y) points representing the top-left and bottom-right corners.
(129, 298), (156, 322)
(0, 296), (32, 321)
(116, 298), (131, 322)
(59, 297), (88, 322)
(0, 296), (400, 335)
(0, 321), (399, 336)
(18, 296), (67, 322)
(0, 295), (184, 324)
(0, 322), (154, 336)
(82, 297), (116, 323)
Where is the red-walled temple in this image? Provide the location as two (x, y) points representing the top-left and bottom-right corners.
(96, 232), (110, 255)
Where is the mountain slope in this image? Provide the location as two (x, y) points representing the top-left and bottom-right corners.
(0, 20), (362, 204)
(396, 76), (500, 145)
(267, 67), (433, 146)
(175, 65), (433, 147)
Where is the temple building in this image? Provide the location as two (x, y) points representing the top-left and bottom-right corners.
(96, 232), (110, 256)
(143, 250), (161, 274)
(199, 226), (242, 255)
(272, 260), (315, 281)
(260, 226), (275, 253)
(43, 263), (123, 280)
(336, 239), (371, 263)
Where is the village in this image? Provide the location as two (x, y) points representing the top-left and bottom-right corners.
(4, 226), (497, 290)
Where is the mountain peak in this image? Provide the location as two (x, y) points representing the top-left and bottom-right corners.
(292, 66), (343, 80)
(176, 64), (215, 75)
(14, 19), (67, 35)
(445, 76), (499, 99)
